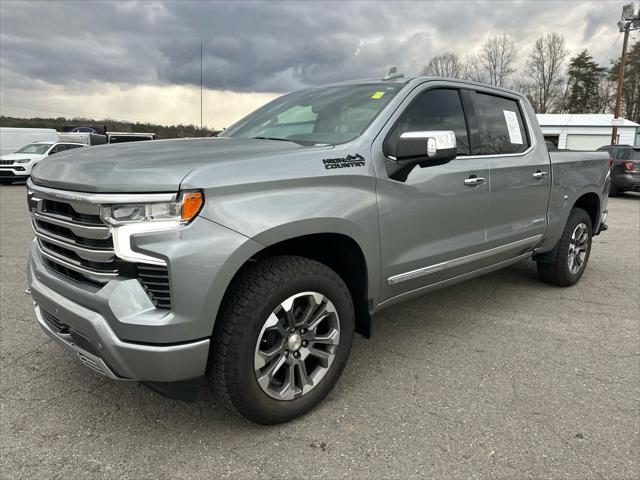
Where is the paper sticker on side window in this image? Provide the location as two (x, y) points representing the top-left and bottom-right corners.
(503, 110), (523, 144)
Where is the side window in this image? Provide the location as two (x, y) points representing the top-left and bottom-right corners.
(65, 144), (83, 150)
(386, 89), (470, 156)
(48, 145), (61, 155)
(468, 92), (530, 155)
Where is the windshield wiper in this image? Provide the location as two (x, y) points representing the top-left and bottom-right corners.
(251, 136), (294, 142)
(251, 136), (324, 146)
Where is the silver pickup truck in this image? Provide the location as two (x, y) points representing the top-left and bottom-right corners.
(26, 75), (610, 424)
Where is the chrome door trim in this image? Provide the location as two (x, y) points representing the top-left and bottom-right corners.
(380, 251), (533, 309)
(387, 235), (542, 285)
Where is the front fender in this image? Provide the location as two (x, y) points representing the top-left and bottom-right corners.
(199, 176), (381, 304)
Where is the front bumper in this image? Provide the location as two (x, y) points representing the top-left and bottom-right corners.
(0, 167), (29, 181)
(29, 263), (210, 382)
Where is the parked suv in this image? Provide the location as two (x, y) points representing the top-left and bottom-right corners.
(27, 76), (610, 424)
(0, 141), (85, 184)
(597, 144), (640, 195)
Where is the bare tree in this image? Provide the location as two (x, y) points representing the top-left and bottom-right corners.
(513, 77), (539, 109)
(462, 54), (486, 83)
(422, 52), (463, 78)
(480, 34), (517, 87)
(525, 33), (567, 113)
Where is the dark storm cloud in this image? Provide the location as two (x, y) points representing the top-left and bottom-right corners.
(0, 0), (627, 93)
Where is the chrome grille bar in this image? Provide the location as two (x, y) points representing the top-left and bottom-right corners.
(33, 212), (111, 239)
(32, 224), (115, 263)
(39, 246), (118, 280)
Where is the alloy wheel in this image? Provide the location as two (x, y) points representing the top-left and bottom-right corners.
(568, 222), (589, 274)
(254, 292), (340, 401)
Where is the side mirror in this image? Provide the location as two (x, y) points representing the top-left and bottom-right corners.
(396, 130), (457, 165)
(386, 130), (457, 181)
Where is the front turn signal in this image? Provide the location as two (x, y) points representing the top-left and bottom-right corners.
(180, 191), (204, 223)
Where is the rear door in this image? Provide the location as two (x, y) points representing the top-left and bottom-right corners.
(464, 90), (550, 251)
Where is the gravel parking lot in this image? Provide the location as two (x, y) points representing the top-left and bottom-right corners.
(1, 184), (638, 479)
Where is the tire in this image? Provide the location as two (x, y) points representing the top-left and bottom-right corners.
(537, 208), (593, 287)
(0, 180), (14, 185)
(210, 255), (355, 424)
(608, 187), (620, 197)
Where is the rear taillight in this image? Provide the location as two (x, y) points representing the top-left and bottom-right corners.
(623, 161), (634, 171)
(609, 159), (614, 168)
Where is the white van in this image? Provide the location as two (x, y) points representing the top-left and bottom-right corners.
(0, 128), (59, 156)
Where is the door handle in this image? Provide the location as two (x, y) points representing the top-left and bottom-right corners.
(464, 176), (486, 187)
(533, 170), (548, 179)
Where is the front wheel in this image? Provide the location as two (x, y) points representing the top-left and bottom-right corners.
(537, 208), (593, 287)
(210, 255), (354, 424)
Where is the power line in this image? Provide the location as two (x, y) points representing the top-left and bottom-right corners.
(599, 31), (622, 67)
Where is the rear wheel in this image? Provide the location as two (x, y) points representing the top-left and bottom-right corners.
(537, 208), (592, 287)
(211, 255), (354, 424)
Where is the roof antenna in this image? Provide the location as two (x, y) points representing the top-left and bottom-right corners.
(383, 66), (404, 81)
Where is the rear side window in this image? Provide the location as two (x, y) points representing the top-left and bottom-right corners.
(468, 92), (529, 155)
(386, 89), (470, 156)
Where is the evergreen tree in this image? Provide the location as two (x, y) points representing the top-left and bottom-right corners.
(562, 50), (606, 113)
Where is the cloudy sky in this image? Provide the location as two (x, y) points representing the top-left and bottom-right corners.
(0, 0), (635, 129)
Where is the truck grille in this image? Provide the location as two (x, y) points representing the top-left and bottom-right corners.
(29, 194), (171, 309)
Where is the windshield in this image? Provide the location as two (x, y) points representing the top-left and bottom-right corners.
(15, 143), (52, 154)
(221, 83), (403, 145)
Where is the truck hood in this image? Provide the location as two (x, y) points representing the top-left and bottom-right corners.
(30, 137), (307, 193)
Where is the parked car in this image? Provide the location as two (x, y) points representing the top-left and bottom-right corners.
(0, 141), (85, 184)
(26, 75), (610, 424)
(0, 127), (58, 156)
(596, 144), (640, 195)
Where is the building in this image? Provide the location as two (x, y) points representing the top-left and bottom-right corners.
(536, 114), (639, 150)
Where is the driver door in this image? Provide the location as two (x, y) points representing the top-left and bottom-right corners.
(374, 87), (490, 302)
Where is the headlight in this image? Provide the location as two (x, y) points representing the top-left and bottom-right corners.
(14, 158), (31, 164)
(99, 191), (204, 265)
(100, 191), (203, 226)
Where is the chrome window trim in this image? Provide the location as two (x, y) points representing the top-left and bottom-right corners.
(387, 235), (542, 285)
(27, 179), (177, 205)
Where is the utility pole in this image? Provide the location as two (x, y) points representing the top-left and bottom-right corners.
(200, 42), (203, 134)
(611, 2), (640, 144)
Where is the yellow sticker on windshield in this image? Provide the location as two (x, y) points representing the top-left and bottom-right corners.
(371, 91), (385, 99)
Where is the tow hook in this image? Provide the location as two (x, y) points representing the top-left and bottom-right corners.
(24, 288), (31, 295)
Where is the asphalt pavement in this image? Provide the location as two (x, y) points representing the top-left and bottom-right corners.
(1, 184), (638, 479)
